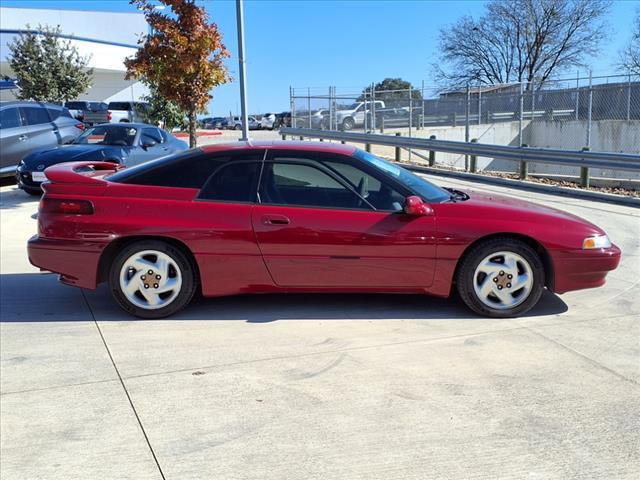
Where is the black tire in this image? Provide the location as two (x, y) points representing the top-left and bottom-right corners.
(25, 188), (42, 196)
(456, 237), (545, 318)
(342, 117), (355, 131)
(234, 124), (241, 130)
(108, 240), (198, 319)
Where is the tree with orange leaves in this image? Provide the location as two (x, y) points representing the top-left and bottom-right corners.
(125, 0), (231, 148)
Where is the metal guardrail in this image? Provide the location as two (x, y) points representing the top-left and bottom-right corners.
(280, 128), (640, 174)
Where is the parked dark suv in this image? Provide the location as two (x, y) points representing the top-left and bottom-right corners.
(0, 101), (84, 177)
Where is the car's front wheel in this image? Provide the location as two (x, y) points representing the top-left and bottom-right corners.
(456, 238), (544, 318)
(341, 117), (355, 131)
(109, 240), (197, 319)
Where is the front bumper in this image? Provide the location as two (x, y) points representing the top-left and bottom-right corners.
(27, 236), (105, 289)
(551, 244), (622, 294)
(16, 169), (43, 192)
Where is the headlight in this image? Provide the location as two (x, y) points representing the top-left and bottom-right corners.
(582, 234), (611, 249)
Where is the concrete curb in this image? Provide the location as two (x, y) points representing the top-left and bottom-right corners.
(402, 164), (640, 208)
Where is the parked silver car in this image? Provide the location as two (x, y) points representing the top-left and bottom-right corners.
(228, 115), (260, 130)
(0, 101), (84, 178)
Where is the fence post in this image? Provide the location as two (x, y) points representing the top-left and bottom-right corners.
(469, 138), (478, 173)
(478, 83), (482, 125)
(519, 143), (528, 180)
(380, 116), (384, 133)
(465, 84), (470, 171)
(328, 86), (333, 131)
(575, 71), (580, 120)
(421, 80), (425, 129)
(627, 74), (632, 122)
(395, 132), (401, 162)
(371, 83), (376, 132)
(290, 86), (296, 129)
(428, 135), (436, 166)
(518, 81), (524, 147)
(580, 147), (590, 187)
(586, 70), (593, 148)
(307, 87), (311, 129)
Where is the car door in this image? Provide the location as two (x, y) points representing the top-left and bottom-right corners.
(0, 106), (26, 173)
(133, 127), (168, 165)
(252, 150), (437, 288)
(18, 105), (60, 156)
(191, 150), (270, 295)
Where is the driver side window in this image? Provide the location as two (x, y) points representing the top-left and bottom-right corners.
(141, 127), (163, 145)
(321, 160), (405, 212)
(259, 161), (367, 210)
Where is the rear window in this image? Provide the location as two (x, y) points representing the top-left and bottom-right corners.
(88, 102), (108, 111)
(65, 101), (87, 109)
(108, 102), (132, 111)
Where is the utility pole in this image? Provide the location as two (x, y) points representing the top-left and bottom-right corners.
(236, 0), (249, 141)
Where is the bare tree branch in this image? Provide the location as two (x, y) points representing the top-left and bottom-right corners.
(434, 0), (611, 89)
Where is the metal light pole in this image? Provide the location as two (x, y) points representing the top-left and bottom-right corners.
(236, 0), (249, 141)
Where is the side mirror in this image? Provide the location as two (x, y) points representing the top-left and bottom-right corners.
(404, 195), (433, 216)
(141, 139), (157, 150)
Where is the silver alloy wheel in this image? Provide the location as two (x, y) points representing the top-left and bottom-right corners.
(472, 251), (534, 310)
(119, 250), (182, 310)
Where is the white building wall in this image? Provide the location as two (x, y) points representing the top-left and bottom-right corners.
(0, 7), (149, 102)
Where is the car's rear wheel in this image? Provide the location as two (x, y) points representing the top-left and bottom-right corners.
(456, 238), (544, 318)
(109, 240), (197, 319)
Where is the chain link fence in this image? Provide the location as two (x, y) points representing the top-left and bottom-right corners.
(290, 73), (640, 177)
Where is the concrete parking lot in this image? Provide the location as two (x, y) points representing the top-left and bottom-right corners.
(1, 167), (639, 479)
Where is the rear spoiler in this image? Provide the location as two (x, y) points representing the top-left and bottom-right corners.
(44, 161), (120, 185)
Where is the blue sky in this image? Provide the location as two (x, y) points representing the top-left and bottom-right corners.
(3, 0), (639, 115)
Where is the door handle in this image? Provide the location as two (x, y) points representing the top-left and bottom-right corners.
(262, 215), (290, 226)
(18, 135), (27, 141)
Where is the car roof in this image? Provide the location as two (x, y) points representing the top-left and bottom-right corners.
(200, 141), (357, 155)
(87, 122), (161, 129)
(0, 100), (63, 108)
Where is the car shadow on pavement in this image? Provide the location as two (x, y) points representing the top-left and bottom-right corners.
(0, 273), (568, 323)
(0, 182), (40, 211)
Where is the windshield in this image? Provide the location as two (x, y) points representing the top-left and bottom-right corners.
(74, 125), (138, 146)
(354, 149), (451, 203)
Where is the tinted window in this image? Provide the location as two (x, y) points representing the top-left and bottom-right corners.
(354, 150), (450, 203)
(65, 102), (87, 109)
(0, 107), (21, 128)
(108, 102), (132, 111)
(260, 161), (365, 209)
(199, 162), (260, 202)
(108, 150), (264, 189)
(88, 102), (108, 111)
(20, 106), (51, 126)
(141, 127), (163, 144)
(46, 107), (61, 121)
(322, 160), (405, 211)
(75, 125), (138, 146)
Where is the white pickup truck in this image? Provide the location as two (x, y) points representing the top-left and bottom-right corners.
(107, 101), (149, 123)
(335, 100), (386, 130)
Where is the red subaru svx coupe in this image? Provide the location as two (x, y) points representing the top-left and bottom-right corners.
(28, 142), (621, 319)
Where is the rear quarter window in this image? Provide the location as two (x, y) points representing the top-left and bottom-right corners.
(20, 106), (51, 126)
(108, 150), (265, 189)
